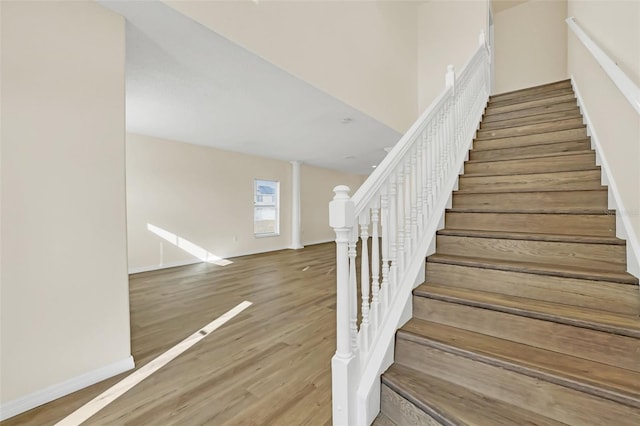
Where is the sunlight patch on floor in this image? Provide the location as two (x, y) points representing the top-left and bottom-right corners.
(55, 301), (252, 426)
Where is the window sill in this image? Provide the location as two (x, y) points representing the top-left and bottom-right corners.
(254, 233), (280, 239)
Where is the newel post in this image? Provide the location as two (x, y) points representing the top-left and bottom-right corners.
(330, 185), (358, 426)
(445, 64), (455, 93)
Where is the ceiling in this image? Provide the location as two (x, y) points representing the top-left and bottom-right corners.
(98, 1), (401, 175)
(491, 0), (530, 14)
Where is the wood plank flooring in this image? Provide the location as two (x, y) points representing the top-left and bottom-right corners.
(3, 243), (337, 426)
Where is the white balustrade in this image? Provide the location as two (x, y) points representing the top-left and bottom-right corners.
(330, 32), (491, 426)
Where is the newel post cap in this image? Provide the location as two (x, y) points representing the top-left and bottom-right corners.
(330, 185), (355, 229)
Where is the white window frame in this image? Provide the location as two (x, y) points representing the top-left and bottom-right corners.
(253, 179), (280, 237)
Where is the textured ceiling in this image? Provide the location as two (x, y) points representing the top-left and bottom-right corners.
(98, 1), (401, 175)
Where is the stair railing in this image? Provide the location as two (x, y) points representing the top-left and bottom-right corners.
(566, 17), (640, 114)
(566, 16), (640, 278)
(330, 31), (491, 426)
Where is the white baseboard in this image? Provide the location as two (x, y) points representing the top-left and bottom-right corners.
(128, 259), (202, 274)
(0, 355), (134, 421)
(129, 240), (336, 275)
(301, 238), (333, 246)
(571, 76), (640, 279)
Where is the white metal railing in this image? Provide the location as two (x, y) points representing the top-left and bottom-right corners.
(329, 32), (491, 426)
(566, 16), (640, 114)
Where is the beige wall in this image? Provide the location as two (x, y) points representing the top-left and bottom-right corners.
(493, 0), (568, 94)
(164, 0), (419, 133)
(126, 133), (364, 271)
(301, 164), (366, 245)
(417, 0), (489, 111)
(1, 0), (130, 407)
(567, 0), (640, 248)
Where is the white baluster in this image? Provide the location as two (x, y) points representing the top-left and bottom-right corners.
(370, 197), (381, 330)
(438, 108), (445, 182)
(348, 226), (358, 352)
(380, 186), (391, 311)
(410, 148), (418, 251)
(388, 174), (398, 294)
(449, 98), (456, 169)
(455, 91), (462, 151)
(443, 103), (451, 172)
(426, 123), (435, 223)
(435, 112), (443, 195)
(422, 130), (429, 228)
(404, 158), (412, 257)
(396, 164), (406, 275)
(446, 65), (457, 156)
(359, 211), (371, 354)
(416, 136), (424, 235)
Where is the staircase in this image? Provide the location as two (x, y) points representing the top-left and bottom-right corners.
(375, 79), (640, 425)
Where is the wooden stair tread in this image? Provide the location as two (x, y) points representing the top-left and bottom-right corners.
(451, 189), (609, 214)
(438, 228), (624, 245)
(414, 283), (640, 337)
(488, 88), (575, 108)
(444, 211), (616, 238)
(448, 207), (611, 214)
(426, 261), (640, 316)
(476, 117), (585, 140)
(473, 128), (588, 150)
(485, 94), (576, 115)
(463, 152), (597, 177)
(480, 109), (582, 130)
(489, 79), (572, 102)
(382, 364), (564, 426)
(469, 139), (591, 162)
(399, 318), (640, 408)
(454, 188), (604, 195)
(457, 169), (603, 193)
(446, 209), (616, 216)
(465, 149), (594, 164)
(427, 253), (639, 285)
(483, 100), (579, 124)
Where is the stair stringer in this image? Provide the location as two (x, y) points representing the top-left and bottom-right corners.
(571, 76), (640, 279)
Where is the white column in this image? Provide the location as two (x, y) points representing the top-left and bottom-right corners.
(290, 160), (304, 249)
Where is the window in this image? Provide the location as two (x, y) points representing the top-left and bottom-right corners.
(254, 179), (279, 237)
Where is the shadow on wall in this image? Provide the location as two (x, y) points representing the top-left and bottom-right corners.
(147, 223), (233, 266)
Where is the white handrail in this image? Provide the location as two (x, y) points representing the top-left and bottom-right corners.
(566, 16), (640, 114)
(330, 31), (491, 426)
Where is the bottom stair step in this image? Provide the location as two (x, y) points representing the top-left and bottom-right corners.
(398, 319), (640, 408)
(381, 364), (563, 426)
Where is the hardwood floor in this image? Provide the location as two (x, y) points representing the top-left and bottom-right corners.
(3, 243), (337, 425)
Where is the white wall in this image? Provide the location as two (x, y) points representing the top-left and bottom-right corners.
(0, 0), (131, 414)
(493, 0), (568, 94)
(164, 0), (419, 134)
(567, 0), (640, 270)
(417, 0), (489, 112)
(126, 133), (364, 272)
(301, 164), (366, 246)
